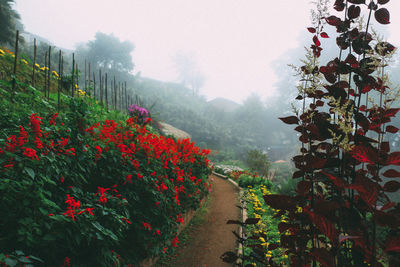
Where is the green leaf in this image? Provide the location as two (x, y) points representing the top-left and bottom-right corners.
(24, 167), (35, 179)
(18, 256), (32, 263)
(92, 221), (104, 231)
(4, 258), (18, 266)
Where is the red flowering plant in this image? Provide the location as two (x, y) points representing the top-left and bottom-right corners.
(0, 101), (211, 266)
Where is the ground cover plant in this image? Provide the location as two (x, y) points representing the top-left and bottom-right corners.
(0, 46), (212, 266)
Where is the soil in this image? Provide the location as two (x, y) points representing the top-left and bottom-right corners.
(157, 174), (240, 267)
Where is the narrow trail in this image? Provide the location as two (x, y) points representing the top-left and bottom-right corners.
(160, 174), (239, 267)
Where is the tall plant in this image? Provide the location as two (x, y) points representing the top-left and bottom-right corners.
(262, 0), (400, 266)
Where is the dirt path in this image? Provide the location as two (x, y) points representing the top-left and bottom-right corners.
(158, 174), (239, 267)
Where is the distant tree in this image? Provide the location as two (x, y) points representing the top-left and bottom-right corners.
(245, 149), (270, 177)
(0, 0), (23, 46)
(76, 32), (134, 78)
(172, 51), (205, 95)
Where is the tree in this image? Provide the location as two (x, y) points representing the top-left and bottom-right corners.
(245, 149), (270, 177)
(172, 51), (205, 95)
(76, 32), (134, 79)
(0, 0), (23, 45)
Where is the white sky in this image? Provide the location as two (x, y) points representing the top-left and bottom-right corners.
(14, 0), (400, 103)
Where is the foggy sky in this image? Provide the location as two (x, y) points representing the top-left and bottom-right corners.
(14, 0), (400, 103)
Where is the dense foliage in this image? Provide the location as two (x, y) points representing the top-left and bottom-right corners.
(0, 47), (211, 266)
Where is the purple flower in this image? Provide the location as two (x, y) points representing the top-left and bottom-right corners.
(128, 104), (149, 124)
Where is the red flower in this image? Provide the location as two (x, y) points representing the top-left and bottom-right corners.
(95, 145), (102, 159)
(171, 236), (179, 247)
(30, 113), (43, 137)
(61, 256), (71, 267)
(122, 217), (132, 224)
(49, 113), (58, 125)
(142, 221), (152, 230)
(95, 187), (110, 203)
(124, 174), (133, 184)
(23, 147), (39, 161)
(65, 148), (75, 156)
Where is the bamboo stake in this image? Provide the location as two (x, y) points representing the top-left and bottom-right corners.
(88, 63), (91, 96)
(99, 69), (103, 108)
(44, 51), (48, 97)
(71, 53), (75, 97)
(47, 46), (51, 100)
(11, 30), (19, 101)
(84, 59), (87, 92)
(75, 63), (79, 96)
(58, 50), (61, 111)
(105, 73), (108, 111)
(32, 38), (37, 86)
(119, 81), (121, 111)
(114, 76), (117, 110)
(125, 81), (127, 112)
(93, 72), (96, 101)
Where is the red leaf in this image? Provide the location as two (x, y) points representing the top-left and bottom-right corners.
(375, 8), (390, 24)
(278, 222), (292, 233)
(386, 125), (399, 133)
(263, 194), (297, 211)
(383, 180), (400, 192)
(320, 32), (329, 38)
(226, 220), (242, 225)
(313, 35), (321, 47)
(348, 0), (365, 3)
(244, 218), (260, 225)
(307, 27), (316, 33)
(382, 169), (400, 178)
(378, 0), (390, 5)
(310, 248), (335, 267)
(305, 209), (338, 244)
(348, 5), (361, 19)
(387, 152), (400, 165)
(384, 108), (400, 118)
(385, 236), (400, 253)
(279, 116), (299, 125)
(325, 15), (341, 26)
(351, 145), (379, 164)
(292, 170), (304, 179)
(321, 171), (348, 188)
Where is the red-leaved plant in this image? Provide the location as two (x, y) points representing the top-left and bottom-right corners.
(223, 0), (400, 266)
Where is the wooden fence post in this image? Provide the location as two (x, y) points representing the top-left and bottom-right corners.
(105, 73), (108, 111)
(58, 50), (62, 111)
(71, 53), (75, 97)
(47, 46), (51, 100)
(31, 38), (37, 86)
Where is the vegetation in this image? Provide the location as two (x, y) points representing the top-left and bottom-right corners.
(0, 47), (211, 266)
(223, 0), (400, 266)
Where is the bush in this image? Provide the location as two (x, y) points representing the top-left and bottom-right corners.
(238, 174), (272, 189)
(0, 110), (211, 266)
(245, 149), (270, 177)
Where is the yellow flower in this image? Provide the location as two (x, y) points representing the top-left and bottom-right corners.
(77, 89), (86, 96)
(0, 49), (4, 54)
(21, 59), (28, 65)
(35, 63), (40, 68)
(75, 84), (79, 89)
(52, 71), (59, 77)
(296, 206), (303, 213)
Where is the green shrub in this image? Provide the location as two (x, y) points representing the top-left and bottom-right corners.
(238, 174), (272, 189)
(245, 149), (270, 177)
